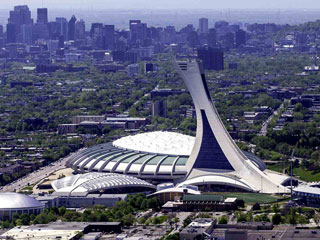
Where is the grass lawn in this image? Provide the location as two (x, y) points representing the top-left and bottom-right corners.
(207, 192), (282, 204)
(293, 167), (320, 182)
(267, 164), (285, 173)
(267, 164), (320, 182)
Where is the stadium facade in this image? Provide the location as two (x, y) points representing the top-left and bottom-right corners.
(0, 193), (45, 220)
(67, 61), (290, 193)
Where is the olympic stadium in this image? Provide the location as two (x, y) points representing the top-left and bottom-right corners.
(0, 193), (45, 220)
(66, 61), (292, 194)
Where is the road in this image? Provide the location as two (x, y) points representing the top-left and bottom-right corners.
(259, 102), (284, 136)
(0, 150), (81, 192)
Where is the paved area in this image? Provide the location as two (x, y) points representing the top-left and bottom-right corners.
(32, 168), (74, 194)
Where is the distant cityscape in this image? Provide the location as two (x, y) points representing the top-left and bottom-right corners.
(1, 3), (320, 240)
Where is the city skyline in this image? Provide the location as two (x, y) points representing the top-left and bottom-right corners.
(2, 0), (320, 10)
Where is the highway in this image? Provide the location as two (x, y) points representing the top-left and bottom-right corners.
(0, 150), (81, 193)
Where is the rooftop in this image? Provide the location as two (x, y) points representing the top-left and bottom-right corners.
(112, 131), (194, 156)
(293, 185), (320, 195)
(0, 192), (44, 210)
(183, 194), (224, 202)
(51, 172), (156, 193)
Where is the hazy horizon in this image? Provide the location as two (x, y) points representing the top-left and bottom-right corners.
(2, 1), (320, 29)
(2, 0), (320, 10)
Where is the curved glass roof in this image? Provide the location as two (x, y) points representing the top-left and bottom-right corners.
(52, 172), (156, 193)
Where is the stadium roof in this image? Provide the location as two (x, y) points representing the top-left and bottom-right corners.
(0, 193), (44, 210)
(51, 172), (156, 194)
(67, 132), (266, 180)
(113, 131), (194, 156)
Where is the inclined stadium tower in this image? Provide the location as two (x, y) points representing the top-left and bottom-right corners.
(67, 61), (291, 193)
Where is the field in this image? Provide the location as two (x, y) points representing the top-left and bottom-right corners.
(293, 167), (320, 182)
(267, 164), (285, 173)
(209, 192), (283, 204)
(267, 164), (320, 182)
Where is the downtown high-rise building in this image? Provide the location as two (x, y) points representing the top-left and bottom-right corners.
(37, 8), (48, 24)
(199, 18), (209, 34)
(21, 24), (33, 44)
(75, 19), (86, 39)
(208, 28), (217, 47)
(56, 17), (68, 41)
(7, 5), (33, 43)
(33, 8), (49, 40)
(103, 25), (115, 50)
(129, 20), (147, 44)
(68, 15), (77, 41)
(235, 29), (246, 48)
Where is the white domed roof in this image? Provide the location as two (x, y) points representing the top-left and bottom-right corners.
(0, 193), (44, 209)
(113, 131), (195, 156)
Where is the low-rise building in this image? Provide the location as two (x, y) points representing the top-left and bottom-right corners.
(34, 193), (128, 208)
(180, 218), (216, 240)
(2, 222), (122, 240)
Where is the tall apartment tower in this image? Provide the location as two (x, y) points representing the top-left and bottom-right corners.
(152, 100), (167, 118)
(37, 8), (48, 24)
(197, 47), (224, 71)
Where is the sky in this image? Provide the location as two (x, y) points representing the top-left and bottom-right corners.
(2, 0), (320, 10)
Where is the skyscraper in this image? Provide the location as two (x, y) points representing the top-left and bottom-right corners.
(129, 20), (147, 44)
(225, 32), (235, 49)
(199, 18), (209, 34)
(8, 5), (33, 26)
(75, 19), (85, 39)
(6, 23), (16, 43)
(235, 29), (246, 48)
(208, 28), (217, 47)
(187, 31), (200, 48)
(68, 15), (77, 41)
(37, 8), (48, 24)
(56, 17), (68, 40)
(33, 23), (49, 40)
(103, 25), (115, 50)
(21, 24), (33, 44)
(197, 47), (224, 71)
(8, 5), (33, 43)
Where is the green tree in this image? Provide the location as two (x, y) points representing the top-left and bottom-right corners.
(218, 216), (228, 224)
(252, 203), (261, 211)
(272, 213), (282, 225)
(123, 214), (135, 227)
(165, 233), (179, 240)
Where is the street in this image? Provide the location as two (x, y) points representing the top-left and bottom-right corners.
(0, 150), (81, 192)
(259, 102), (285, 136)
